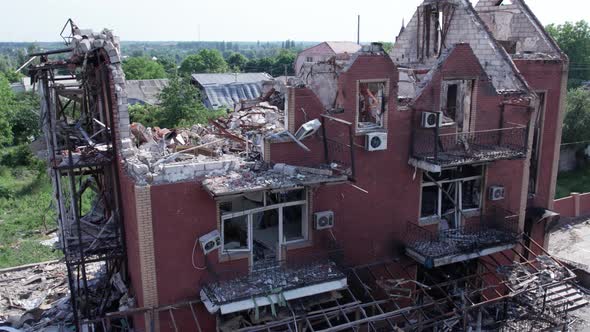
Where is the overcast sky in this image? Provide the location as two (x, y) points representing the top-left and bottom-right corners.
(0, 0), (586, 42)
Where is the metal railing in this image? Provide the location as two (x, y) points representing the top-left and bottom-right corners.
(411, 125), (528, 166)
(405, 207), (521, 260)
(200, 249), (346, 306)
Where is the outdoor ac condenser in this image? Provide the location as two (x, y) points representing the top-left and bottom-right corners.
(365, 132), (388, 151)
(314, 211), (335, 230)
(489, 186), (505, 201)
(199, 230), (221, 255)
(421, 111), (443, 129)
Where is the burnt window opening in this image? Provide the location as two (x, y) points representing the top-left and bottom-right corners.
(445, 84), (459, 120)
(529, 92), (546, 195)
(417, 3), (456, 59)
(495, 0), (514, 6)
(358, 81), (387, 131)
(441, 80), (475, 132)
(420, 166), (483, 226)
(498, 40), (517, 54)
(220, 189), (308, 260)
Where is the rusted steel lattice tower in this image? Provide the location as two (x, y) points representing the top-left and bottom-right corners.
(29, 20), (127, 330)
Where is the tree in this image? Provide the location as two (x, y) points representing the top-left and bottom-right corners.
(562, 88), (590, 144)
(158, 75), (222, 127)
(0, 56), (22, 83)
(122, 57), (167, 80)
(9, 92), (40, 144)
(547, 20), (590, 88)
(0, 74), (14, 146)
(156, 56), (178, 77)
(271, 50), (296, 76)
(128, 104), (162, 128)
(227, 53), (248, 72)
(179, 49), (228, 76)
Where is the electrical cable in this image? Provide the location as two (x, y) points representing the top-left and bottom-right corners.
(191, 237), (208, 270)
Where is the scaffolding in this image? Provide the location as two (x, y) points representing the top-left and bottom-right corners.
(29, 20), (126, 331)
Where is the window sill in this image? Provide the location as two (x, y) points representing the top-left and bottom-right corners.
(284, 239), (313, 251)
(218, 251), (249, 263)
(462, 209), (481, 218)
(419, 216), (441, 226)
(355, 127), (387, 136)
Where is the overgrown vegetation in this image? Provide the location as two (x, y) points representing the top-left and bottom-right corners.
(556, 167), (590, 199)
(562, 88), (590, 145)
(547, 20), (590, 89)
(0, 155), (61, 268)
(128, 75), (225, 128)
(0, 72), (61, 268)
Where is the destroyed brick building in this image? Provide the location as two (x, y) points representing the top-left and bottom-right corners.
(23, 0), (588, 331)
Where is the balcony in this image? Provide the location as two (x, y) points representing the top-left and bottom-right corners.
(410, 126), (527, 172)
(200, 255), (347, 315)
(405, 208), (520, 268)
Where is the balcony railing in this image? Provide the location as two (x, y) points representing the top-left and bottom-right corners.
(405, 208), (521, 268)
(411, 126), (527, 168)
(200, 250), (347, 314)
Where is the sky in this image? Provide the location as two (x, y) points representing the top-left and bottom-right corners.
(0, 0), (587, 42)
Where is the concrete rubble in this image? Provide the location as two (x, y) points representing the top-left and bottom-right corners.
(0, 261), (132, 331)
(124, 87), (346, 190)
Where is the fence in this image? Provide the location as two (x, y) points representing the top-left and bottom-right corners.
(554, 192), (590, 218)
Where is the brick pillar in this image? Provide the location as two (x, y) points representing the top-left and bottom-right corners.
(572, 193), (581, 217)
(135, 185), (159, 330)
(287, 87), (296, 133)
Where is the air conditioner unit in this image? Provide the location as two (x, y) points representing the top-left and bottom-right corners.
(199, 230), (221, 255)
(489, 186), (505, 201)
(314, 211), (335, 230)
(365, 132), (388, 151)
(421, 112), (443, 129)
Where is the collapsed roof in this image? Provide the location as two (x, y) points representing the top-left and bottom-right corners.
(475, 0), (565, 60)
(191, 73), (275, 110)
(391, 0), (532, 96)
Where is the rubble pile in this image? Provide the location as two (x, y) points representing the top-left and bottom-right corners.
(410, 226), (518, 258)
(0, 262), (132, 331)
(125, 101), (288, 184)
(203, 163), (346, 196)
(202, 260), (344, 305)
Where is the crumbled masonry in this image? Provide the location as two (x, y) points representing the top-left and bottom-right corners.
(0, 262), (132, 331)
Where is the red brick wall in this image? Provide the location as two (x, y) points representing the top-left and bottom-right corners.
(554, 196), (575, 217)
(272, 54), (420, 267)
(515, 60), (566, 209)
(149, 181), (233, 331)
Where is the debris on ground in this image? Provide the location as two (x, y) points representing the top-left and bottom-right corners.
(0, 261), (133, 331)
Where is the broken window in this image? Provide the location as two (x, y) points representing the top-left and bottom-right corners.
(417, 3), (455, 59)
(529, 92), (546, 195)
(420, 166), (483, 223)
(440, 80), (474, 132)
(220, 189), (308, 257)
(357, 81), (387, 131)
(223, 215), (249, 251)
(498, 40), (517, 54)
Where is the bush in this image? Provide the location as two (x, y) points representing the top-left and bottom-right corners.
(0, 145), (34, 167)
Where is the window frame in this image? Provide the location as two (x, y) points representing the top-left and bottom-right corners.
(355, 79), (390, 134)
(219, 188), (309, 254)
(419, 172), (483, 222)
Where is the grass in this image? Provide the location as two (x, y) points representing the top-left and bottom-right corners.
(0, 164), (62, 268)
(556, 167), (590, 199)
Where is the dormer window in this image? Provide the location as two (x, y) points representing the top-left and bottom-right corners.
(440, 79), (475, 132)
(357, 80), (389, 133)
